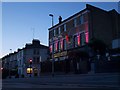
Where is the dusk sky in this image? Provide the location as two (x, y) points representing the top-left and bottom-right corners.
(1, 2), (119, 58)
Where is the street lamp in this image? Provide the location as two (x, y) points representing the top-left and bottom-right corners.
(9, 49), (12, 78)
(49, 14), (54, 26)
(39, 56), (41, 76)
(49, 14), (54, 77)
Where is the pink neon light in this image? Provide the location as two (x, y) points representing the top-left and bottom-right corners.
(85, 32), (89, 43)
(77, 34), (80, 46)
(50, 45), (52, 53)
(55, 41), (58, 51)
(66, 34), (69, 43)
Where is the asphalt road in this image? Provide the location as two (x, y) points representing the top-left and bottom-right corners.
(1, 73), (120, 90)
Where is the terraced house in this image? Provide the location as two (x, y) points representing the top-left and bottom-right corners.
(2, 39), (49, 78)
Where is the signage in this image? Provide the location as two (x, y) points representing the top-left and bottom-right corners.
(54, 51), (67, 58)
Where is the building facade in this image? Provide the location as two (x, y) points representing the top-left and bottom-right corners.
(48, 4), (120, 74)
(2, 39), (49, 77)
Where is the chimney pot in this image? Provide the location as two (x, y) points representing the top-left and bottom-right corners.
(59, 16), (62, 23)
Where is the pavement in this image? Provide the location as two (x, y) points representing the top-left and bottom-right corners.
(1, 73), (120, 90)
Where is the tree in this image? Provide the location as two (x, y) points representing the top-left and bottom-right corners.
(88, 38), (107, 55)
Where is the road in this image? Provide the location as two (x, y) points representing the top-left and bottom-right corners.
(1, 73), (120, 90)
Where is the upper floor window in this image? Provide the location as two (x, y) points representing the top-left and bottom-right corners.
(33, 49), (39, 55)
(58, 41), (61, 51)
(33, 57), (36, 64)
(64, 24), (66, 32)
(19, 59), (21, 65)
(80, 14), (84, 24)
(80, 32), (86, 46)
(49, 30), (54, 39)
(74, 35), (80, 47)
(37, 57), (40, 63)
(37, 50), (39, 55)
(60, 39), (63, 50)
(54, 29), (56, 36)
(55, 41), (58, 52)
(33, 49), (36, 55)
(56, 28), (59, 35)
(58, 27), (61, 35)
(63, 39), (67, 50)
(74, 18), (77, 27)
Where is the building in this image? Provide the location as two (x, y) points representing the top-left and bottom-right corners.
(1, 39), (49, 77)
(48, 4), (120, 74)
(17, 39), (49, 77)
(1, 52), (18, 78)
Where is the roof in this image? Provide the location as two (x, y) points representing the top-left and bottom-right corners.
(48, 8), (87, 30)
(48, 4), (118, 30)
(25, 43), (48, 49)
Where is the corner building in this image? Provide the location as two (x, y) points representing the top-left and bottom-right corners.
(48, 4), (120, 74)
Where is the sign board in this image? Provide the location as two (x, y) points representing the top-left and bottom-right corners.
(54, 51), (67, 58)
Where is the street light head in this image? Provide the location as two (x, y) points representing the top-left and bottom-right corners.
(49, 14), (53, 17)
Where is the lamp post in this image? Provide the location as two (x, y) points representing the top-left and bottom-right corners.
(39, 56), (41, 77)
(49, 14), (54, 77)
(9, 49), (12, 78)
(49, 14), (53, 26)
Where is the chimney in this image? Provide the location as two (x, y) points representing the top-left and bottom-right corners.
(59, 16), (62, 23)
(32, 39), (40, 46)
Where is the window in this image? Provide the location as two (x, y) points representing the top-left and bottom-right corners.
(37, 50), (39, 55)
(74, 18), (77, 27)
(54, 29), (56, 36)
(34, 49), (39, 55)
(60, 39), (63, 50)
(19, 59), (21, 65)
(80, 14), (84, 24)
(33, 57), (36, 63)
(73, 34), (80, 47)
(80, 32), (86, 46)
(33, 49), (36, 55)
(20, 52), (21, 57)
(37, 57), (40, 63)
(58, 41), (61, 51)
(58, 27), (61, 35)
(56, 28), (58, 35)
(74, 35), (77, 47)
(64, 24), (66, 32)
(63, 39), (67, 50)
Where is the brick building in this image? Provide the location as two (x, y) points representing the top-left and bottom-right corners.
(48, 4), (120, 74)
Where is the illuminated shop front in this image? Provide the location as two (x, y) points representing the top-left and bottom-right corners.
(27, 68), (33, 74)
